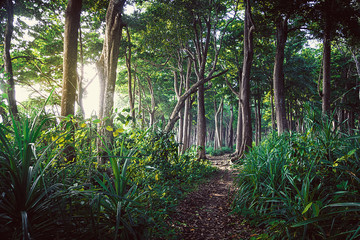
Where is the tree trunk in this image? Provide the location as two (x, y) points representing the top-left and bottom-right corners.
(181, 59), (192, 153)
(96, 0), (126, 164)
(146, 75), (156, 127)
(164, 70), (227, 132)
(60, 0), (82, 162)
(178, 109), (184, 147)
(219, 100), (224, 147)
(273, 16), (288, 135)
(348, 111), (354, 135)
(227, 105), (234, 148)
(235, 99), (242, 154)
(351, 50), (360, 101)
(125, 25), (135, 121)
(3, 0), (18, 119)
(77, 26), (85, 117)
(197, 83), (207, 159)
(61, 0), (82, 117)
(255, 97), (261, 145)
(270, 92), (276, 131)
(214, 99), (222, 150)
(239, 0), (255, 156)
(322, 22), (331, 115)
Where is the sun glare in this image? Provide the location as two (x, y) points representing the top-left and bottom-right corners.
(81, 64), (100, 118)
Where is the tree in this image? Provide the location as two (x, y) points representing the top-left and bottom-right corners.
(255, 0), (309, 134)
(3, 0), (18, 119)
(310, 0), (360, 115)
(59, 0), (82, 162)
(238, 0), (255, 155)
(96, 0), (126, 164)
(60, 0), (82, 117)
(124, 25), (136, 122)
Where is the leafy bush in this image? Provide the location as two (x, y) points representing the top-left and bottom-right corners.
(233, 112), (360, 239)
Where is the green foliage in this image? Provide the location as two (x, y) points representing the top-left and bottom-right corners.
(0, 113), (215, 239)
(206, 146), (233, 156)
(0, 115), (61, 239)
(233, 107), (360, 239)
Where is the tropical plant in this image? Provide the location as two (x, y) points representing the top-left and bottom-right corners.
(0, 113), (62, 239)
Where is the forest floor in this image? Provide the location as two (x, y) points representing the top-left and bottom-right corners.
(170, 154), (263, 240)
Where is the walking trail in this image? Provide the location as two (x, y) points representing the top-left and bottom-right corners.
(171, 154), (263, 240)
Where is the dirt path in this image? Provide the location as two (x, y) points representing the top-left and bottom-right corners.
(171, 155), (262, 240)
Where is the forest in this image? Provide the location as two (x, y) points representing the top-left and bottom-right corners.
(1, 0), (360, 239)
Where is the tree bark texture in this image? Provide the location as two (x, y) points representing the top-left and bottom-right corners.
(61, 0), (82, 117)
(273, 17), (288, 135)
(239, 0), (255, 156)
(3, 0), (18, 119)
(96, 0), (126, 164)
(60, 0), (82, 162)
(197, 83), (207, 159)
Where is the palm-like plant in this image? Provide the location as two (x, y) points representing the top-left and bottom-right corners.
(0, 114), (60, 239)
(89, 130), (150, 239)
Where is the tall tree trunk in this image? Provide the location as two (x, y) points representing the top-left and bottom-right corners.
(270, 92), (276, 131)
(61, 0), (82, 117)
(239, 0), (255, 156)
(60, 0), (82, 162)
(146, 75), (156, 127)
(351, 50), (360, 101)
(174, 71), (184, 147)
(235, 100), (242, 154)
(273, 16), (288, 134)
(197, 83), (207, 159)
(77, 26), (85, 117)
(219, 100), (224, 147)
(125, 25), (135, 121)
(96, 0), (126, 164)
(227, 104), (234, 148)
(178, 109), (184, 147)
(348, 111), (354, 135)
(3, 0), (18, 119)
(322, 20), (331, 115)
(181, 59), (192, 153)
(214, 99), (221, 150)
(255, 97), (261, 145)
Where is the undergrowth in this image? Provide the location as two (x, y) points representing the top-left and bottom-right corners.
(0, 112), (216, 239)
(233, 109), (360, 239)
(206, 146), (234, 156)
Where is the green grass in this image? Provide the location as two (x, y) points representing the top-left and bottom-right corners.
(233, 111), (360, 239)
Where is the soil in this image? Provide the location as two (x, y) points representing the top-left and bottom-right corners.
(171, 154), (263, 240)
